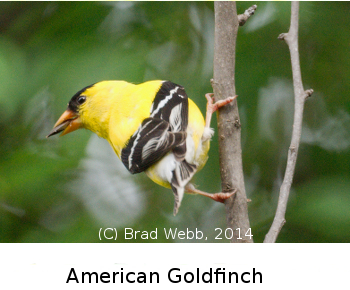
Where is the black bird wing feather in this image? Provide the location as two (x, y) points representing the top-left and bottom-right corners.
(121, 81), (191, 174)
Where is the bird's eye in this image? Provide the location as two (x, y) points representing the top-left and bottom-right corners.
(77, 96), (86, 105)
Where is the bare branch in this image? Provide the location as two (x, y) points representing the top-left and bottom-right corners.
(238, 4), (257, 26)
(212, 1), (252, 243)
(264, 1), (314, 243)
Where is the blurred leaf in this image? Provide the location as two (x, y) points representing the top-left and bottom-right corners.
(286, 176), (350, 242)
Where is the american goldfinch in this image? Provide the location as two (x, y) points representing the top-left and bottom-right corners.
(48, 80), (236, 215)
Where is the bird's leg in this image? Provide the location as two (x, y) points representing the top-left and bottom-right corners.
(204, 93), (237, 129)
(192, 93), (238, 202)
(185, 184), (236, 203)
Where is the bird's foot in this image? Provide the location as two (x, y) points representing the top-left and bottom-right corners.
(207, 191), (237, 203)
(205, 93), (237, 113)
(204, 93), (237, 129)
(185, 184), (237, 203)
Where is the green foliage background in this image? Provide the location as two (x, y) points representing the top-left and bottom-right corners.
(1, 1), (349, 243)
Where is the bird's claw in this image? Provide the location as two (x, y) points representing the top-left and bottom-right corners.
(205, 93), (237, 115)
(209, 189), (237, 203)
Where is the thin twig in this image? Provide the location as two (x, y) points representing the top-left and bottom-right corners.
(238, 4), (257, 26)
(264, 1), (313, 243)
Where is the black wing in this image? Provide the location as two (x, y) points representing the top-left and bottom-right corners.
(121, 117), (187, 174)
(150, 81), (188, 132)
(121, 82), (189, 174)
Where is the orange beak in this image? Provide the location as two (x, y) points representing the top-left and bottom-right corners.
(47, 109), (81, 138)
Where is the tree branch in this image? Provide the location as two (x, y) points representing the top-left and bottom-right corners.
(212, 1), (252, 243)
(238, 4), (257, 26)
(264, 1), (314, 243)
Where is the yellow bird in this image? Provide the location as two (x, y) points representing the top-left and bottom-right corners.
(48, 80), (236, 215)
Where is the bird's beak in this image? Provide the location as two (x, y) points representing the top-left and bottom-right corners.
(47, 109), (81, 138)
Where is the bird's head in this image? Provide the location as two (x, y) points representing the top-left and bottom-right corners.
(46, 84), (94, 138)
(47, 81), (128, 139)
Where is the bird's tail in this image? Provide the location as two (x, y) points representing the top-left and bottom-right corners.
(171, 160), (197, 215)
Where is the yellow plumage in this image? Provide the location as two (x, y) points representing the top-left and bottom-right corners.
(79, 81), (209, 190)
(48, 80), (236, 215)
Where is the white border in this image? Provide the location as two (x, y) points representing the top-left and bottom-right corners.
(1, 243), (348, 289)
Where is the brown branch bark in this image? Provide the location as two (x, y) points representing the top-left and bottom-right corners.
(238, 4), (257, 26)
(212, 1), (252, 243)
(264, 1), (313, 243)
